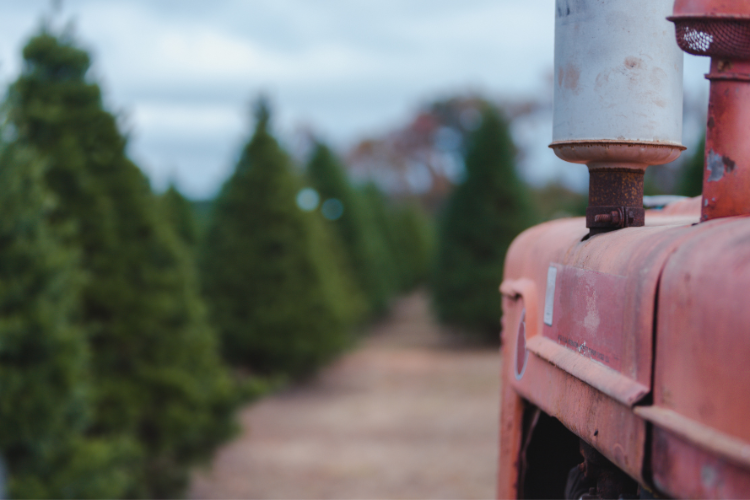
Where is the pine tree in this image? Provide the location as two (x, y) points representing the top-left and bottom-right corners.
(10, 31), (236, 498)
(0, 139), (135, 499)
(160, 184), (199, 247)
(201, 101), (356, 377)
(358, 185), (434, 295)
(432, 105), (537, 340)
(306, 143), (392, 316)
(389, 200), (434, 291)
(677, 136), (705, 197)
(190, 199), (214, 239)
(360, 183), (402, 297)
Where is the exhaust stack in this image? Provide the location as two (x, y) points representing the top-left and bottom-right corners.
(670, 0), (750, 222)
(550, 0), (685, 234)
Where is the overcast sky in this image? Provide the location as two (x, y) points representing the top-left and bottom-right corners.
(0, 0), (710, 199)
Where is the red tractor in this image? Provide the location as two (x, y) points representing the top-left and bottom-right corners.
(498, 1), (750, 498)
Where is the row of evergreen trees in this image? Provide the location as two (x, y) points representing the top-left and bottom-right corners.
(0, 31), (237, 498)
(200, 101), (434, 378)
(0, 30), (433, 498)
(431, 104), (537, 342)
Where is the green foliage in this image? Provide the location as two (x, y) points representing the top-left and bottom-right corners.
(432, 105), (537, 340)
(357, 185), (434, 295)
(359, 184), (402, 296)
(161, 185), (199, 247)
(643, 168), (665, 196)
(390, 200), (435, 290)
(190, 199), (214, 238)
(10, 31), (236, 498)
(531, 183), (587, 221)
(200, 102), (357, 378)
(0, 140), (136, 499)
(677, 137), (705, 197)
(306, 144), (392, 315)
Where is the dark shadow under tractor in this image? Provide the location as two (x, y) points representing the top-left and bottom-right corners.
(518, 404), (642, 500)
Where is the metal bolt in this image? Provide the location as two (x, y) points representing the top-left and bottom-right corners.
(594, 211), (621, 224)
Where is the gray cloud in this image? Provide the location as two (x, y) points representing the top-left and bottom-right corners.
(0, 0), (708, 198)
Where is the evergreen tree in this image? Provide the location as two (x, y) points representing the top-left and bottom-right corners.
(306, 143), (392, 316)
(201, 101), (357, 377)
(677, 136), (705, 197)
(10, 31), (236, 498)
(531, 183), (587, 221)
(359, 186), (434, 295)
(160, 184), (199, 247)
(190, 199), (214, 239)
(0, 139), (135, 499)
(432, 105), (537, 340)
(360, 183), (402, 297)
(389, 201), (434, 291)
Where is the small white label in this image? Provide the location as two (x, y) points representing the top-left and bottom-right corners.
(544, 265), (557, 326)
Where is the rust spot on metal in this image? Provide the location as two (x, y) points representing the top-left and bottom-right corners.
(724, 155), (736, 173)
(550, 139), (686, 150)
(563, 63), (581, 92)
(589, 169), (643, 206)
(594, 70), (609, 90)
(707, 116), (715, 129)
(594, 212), (618, 224)
(624, 56), (643, 69)
(586, 169), (645, 233)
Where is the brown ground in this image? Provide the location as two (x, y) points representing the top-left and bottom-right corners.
(189, 292), (501, 499)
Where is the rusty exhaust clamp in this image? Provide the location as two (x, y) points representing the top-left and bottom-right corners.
(550, 0), (685, 235)
(669, 0), (750, 222)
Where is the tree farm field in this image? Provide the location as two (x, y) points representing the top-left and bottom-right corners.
(190, 292), (501, 499)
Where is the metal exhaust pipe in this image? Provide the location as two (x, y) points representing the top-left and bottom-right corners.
(669, 0), (750, 222)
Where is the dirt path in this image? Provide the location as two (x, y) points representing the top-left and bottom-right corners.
(189, 292), (500, 499)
